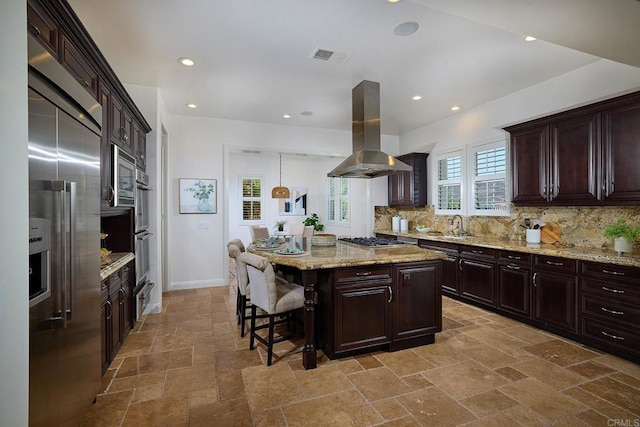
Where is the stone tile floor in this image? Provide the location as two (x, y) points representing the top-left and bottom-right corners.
(82, 286), (640, 426)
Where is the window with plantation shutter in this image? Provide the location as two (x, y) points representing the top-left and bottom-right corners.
(241, 177), (262, 222)
(435, 152), (462, 213)
(326, 177), (350, 225)
(471, 144), (507, 215)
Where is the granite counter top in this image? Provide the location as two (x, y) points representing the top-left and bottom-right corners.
(376, 230), (640, 268)
(100, 252), (135, 280)
(249, 241), (446, 270)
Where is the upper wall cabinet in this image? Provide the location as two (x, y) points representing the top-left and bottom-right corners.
(505, 90), (640, 206)
(388, 153), (428, 207)
(27, 1), (58, 56)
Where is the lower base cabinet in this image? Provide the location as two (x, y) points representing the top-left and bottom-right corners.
(532, 255), (578, 334)
(322, 261), (442, 359)
(101, 261), (134, 375)
(497, 251), (532, 318)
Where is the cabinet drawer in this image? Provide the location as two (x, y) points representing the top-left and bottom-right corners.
(581, 294), (640, 325)
(27, 1), (58, 56)
(581, 261), (640, 282)
(460, 245), (497, 260)
(533, 255), (577, 274)
(100, 278), (109, 301)
(580, 277), (640, 302)
(499, 250), (531, 266)
(581, 317), (640, 356)
(334, 266), (391, 284)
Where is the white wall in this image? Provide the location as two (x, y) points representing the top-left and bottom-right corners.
(165, 115), (400, 290)
(400, 59), (640, 205)
(0, 0), (29, 424)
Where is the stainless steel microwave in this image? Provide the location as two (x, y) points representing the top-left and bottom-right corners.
(112, 145), (136, 207)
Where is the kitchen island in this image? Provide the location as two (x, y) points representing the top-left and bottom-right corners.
(250, 240), (446, 369)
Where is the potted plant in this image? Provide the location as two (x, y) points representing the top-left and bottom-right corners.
(274, 220), (287, 232)
(603, 218), (640, 255)
(303, 213), (324, 232)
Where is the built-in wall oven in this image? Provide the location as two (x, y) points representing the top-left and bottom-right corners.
(134, 169), (154, 318)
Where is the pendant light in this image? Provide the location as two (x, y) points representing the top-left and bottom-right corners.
(271, 153), (290, 198)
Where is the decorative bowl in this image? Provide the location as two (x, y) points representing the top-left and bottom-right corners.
(311, 233), (337, 246)
(415, 226), (432, 233)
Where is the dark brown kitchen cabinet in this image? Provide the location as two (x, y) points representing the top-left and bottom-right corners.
(506, 90), (640, 206)
(602, 101), (640, 203)
(388, 153), (428, 207)
(459, 245), (497, 308)
(27, 0), (58, 56)
(60, 34), (98, 98)
(532, 255), (578, 334)
(507, 113), (599, 205)
(497, 251), (532, 318)
(392, 262), (441, 342)
(331, 267), (393, 356)
(110, 96), (134, 155)
(419, 240), (459, 296)
(100, 262), (134, 375)
(579, 261), (640, 361)
(133, 122), (147, 170)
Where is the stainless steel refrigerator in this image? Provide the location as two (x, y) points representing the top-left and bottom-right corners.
(27, 35), (102, 426)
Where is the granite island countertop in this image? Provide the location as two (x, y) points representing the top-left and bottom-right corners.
(249, 241), (446, 270)
(100, 252), (135, 280)
(376, 230), (640, 268)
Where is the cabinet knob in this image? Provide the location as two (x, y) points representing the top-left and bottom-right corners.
(28, 23), (42, 37)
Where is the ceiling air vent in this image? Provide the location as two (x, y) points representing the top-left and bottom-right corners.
(310, 48), (352, 64)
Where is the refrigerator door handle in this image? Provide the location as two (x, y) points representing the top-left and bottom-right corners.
(48, 180), (67, 327)
(66, 182), (77, 322)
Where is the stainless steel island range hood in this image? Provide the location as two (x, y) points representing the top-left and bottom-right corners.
(328, 80), (412, 178)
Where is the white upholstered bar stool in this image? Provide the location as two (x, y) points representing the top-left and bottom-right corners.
(238, 252), (305, 366)
(227, 240), (251, 337)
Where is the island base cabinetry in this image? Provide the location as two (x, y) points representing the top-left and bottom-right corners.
(319, 261), (441, 359)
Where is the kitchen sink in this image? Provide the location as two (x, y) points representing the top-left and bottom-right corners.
(442, 235), (470, 240)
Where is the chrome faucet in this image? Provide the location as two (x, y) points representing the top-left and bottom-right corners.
(451, 214), (466, 236)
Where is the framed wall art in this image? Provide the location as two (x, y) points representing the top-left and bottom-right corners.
(179, 178), (217, 214)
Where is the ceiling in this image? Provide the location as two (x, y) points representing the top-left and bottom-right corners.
(68, 0), (640, 136)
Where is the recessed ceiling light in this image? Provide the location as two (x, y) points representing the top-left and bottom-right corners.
(282, 114), (291, 119)
(178, 57), (195, 66)
(412, 95), (422, 101)
(450, 106), (460, 111)
(393, 21), (419, 37)
(186, 103), (197, 109)
(523, 35), (537, 42)
(387, 0), (401, 3)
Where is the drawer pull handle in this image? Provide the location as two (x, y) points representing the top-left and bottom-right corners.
(546, 261), (563, 266)
(507, 255), (521, 260)
(602, 269), (624, 276)
(472, 250), (483, 254)
(506, 264), (520, 270)
(601, 331), (624, 341)
(355, 271), (372, 276)
(532, 272), (538, 286)
(601, 307), (624, 316)
(601, 286), (624, 294)
(388, 286), (393, 303)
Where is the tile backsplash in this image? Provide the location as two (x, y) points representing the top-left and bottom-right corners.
(375, 205), (640, 250)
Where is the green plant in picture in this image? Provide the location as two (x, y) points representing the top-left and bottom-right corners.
(188, 180), (215, 200)
(274, 220), (287, 232)
(303, 213), (324, 232)
(603, 218), (640, 240)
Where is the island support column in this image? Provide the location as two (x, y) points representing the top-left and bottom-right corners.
(301, 270), (318, 369)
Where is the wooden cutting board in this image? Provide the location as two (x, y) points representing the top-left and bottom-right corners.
(541, 221), (564, 244)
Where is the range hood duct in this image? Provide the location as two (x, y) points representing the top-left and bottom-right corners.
(328, 80), (412, 178)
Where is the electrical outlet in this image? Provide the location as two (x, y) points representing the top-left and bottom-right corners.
(197, 221), (210, 230)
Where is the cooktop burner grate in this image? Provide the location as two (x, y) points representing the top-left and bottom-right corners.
(338, 237), (409, 247)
